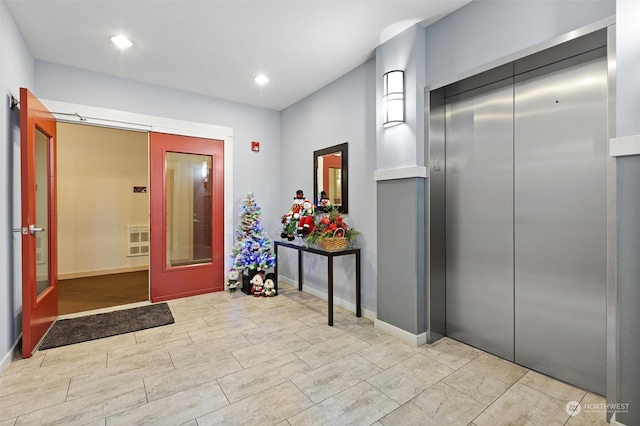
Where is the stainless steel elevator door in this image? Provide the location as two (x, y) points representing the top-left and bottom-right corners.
(445, 79), (515, 361)
(514, 49), (607, 395)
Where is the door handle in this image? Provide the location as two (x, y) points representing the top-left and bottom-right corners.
(193, 219), (200, 223)
(29, 225), (45, 235)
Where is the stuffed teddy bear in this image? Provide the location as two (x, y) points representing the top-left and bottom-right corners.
(227, 269), (240, 292)
(262, 274), (276, 297)
(250, 273), (264, 297)
(297, 199), (316, 236)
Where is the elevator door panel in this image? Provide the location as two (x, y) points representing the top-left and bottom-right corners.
(514, 52), (607, 395)
(445, 79), (515, 361)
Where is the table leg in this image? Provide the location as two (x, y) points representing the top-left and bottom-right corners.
(274, 244), (278, 292)
(356, 252), (361, 317)
(298, 249), (303, 291)
(328, 255), (334, 326)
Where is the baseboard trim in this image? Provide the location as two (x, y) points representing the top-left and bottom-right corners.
(278, 277), (376, 321)
(58, 265), (149, 280)
(0, 337), (21, 375)
(374, 319), (427, 347)
(610, 413), (627, 426)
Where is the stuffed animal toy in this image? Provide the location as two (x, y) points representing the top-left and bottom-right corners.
(250, 273), (264, 297)
(262, 278), (276, 297)
(297, 199), (316, 235)
(227, 269), (240, 292)
(281, 189), (305, 240)
(318, 191), (331, 212)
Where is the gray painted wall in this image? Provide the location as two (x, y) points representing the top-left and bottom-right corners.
(377, 179), (424, 335)
(424, 0), (615, 87)
(279, 60), (377, 313)
(0, 0), (34, 371)
(615, 0), (640, 422)
(34, 61), (282, 240)
(375, 25), (426, 171)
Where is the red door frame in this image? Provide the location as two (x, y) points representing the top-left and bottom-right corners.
(20, 88), (58, 357)
(149, 132), (224, 302)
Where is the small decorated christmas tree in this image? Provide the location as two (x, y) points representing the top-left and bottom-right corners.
(232, 192), (276, 276)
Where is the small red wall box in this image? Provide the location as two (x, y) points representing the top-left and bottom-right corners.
(251, 141), (260, 152)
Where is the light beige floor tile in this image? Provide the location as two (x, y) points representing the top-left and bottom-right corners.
(187, 319), (259, 344)
(232, 334), (311, 368)
(274, 422), (291, 426)
(288, 381), (399, 426)
(566, 393), (610, 425)
(178, 421), (198, 426)
(205, 302), (266, 319)
(106, 380), (228, 425)
(216, 352), (311, 403)
(242, 321), (311, 345)
(334, 321), (394, 346)
(169, 333), (253, 368)
(144, 352), (243, 401)
(106, 336), (189, 368)
(294, 334), (370, 369)
(367, 353), (455, 404)
(3, 351), (46, 376)
(292, 354), (382, 403)
(474, 382), (570, 426)
(15, 379), (146, 426)
(442, 353), (527, 405)
(359, 338), (423, 369)
(67, 363), (174, 400)
(0, 378), (69, 420)
(295, 323), (346, 345)
(519, 370), (586, 404)
(134, 317), (208, 344)
(0, 417), (17, 426)
(39, 348), (107, 369)
(170, 304), (222, 322)
(0, 353), (106, 397)
(421, 337), (484, 370)
(197, 381), (314, 426)
(380, 382), (486, 426)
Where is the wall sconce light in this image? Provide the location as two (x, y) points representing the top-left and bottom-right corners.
(201, 160), (209, 183)
(383, 70), (404, 128)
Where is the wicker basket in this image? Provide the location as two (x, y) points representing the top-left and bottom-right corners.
(318, 229), (348, 252)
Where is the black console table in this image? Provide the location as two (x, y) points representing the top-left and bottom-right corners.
(274, 241), (361, 326)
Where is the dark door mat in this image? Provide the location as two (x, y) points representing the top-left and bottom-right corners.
(39, 303), (175, 350)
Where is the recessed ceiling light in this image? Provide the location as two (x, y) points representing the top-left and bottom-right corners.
(254, 75), (269, 85)
(111, 35), (133, 49)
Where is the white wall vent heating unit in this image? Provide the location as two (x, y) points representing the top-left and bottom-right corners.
(127, 225), (149, 257)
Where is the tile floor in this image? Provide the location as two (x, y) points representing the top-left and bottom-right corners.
(1, 284), (610, 426)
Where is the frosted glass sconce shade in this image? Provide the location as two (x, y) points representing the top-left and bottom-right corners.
(383, 70), (404, 128)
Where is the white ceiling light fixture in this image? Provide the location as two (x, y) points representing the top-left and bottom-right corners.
(254, 75), (269, 85)
(111, 35), (133, 49)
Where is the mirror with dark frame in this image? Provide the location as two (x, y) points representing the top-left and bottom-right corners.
(313, 142), (348, 214)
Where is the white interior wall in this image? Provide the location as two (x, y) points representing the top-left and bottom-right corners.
(57, 123), (149, 278)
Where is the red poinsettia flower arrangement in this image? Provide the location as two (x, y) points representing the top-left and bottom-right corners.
(305, 207), (359, 246)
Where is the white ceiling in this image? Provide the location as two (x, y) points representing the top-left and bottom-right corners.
(5, 0), (470, 111)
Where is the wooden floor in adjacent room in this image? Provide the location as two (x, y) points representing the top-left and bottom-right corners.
(57, 271), (149, 315)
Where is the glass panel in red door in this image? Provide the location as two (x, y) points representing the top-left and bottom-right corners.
(20, 88), (58, 357)
(150, 132), (224, 302)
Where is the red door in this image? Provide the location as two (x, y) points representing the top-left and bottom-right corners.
(149, 132), (224, 301)
(20, 88), (58, 357)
